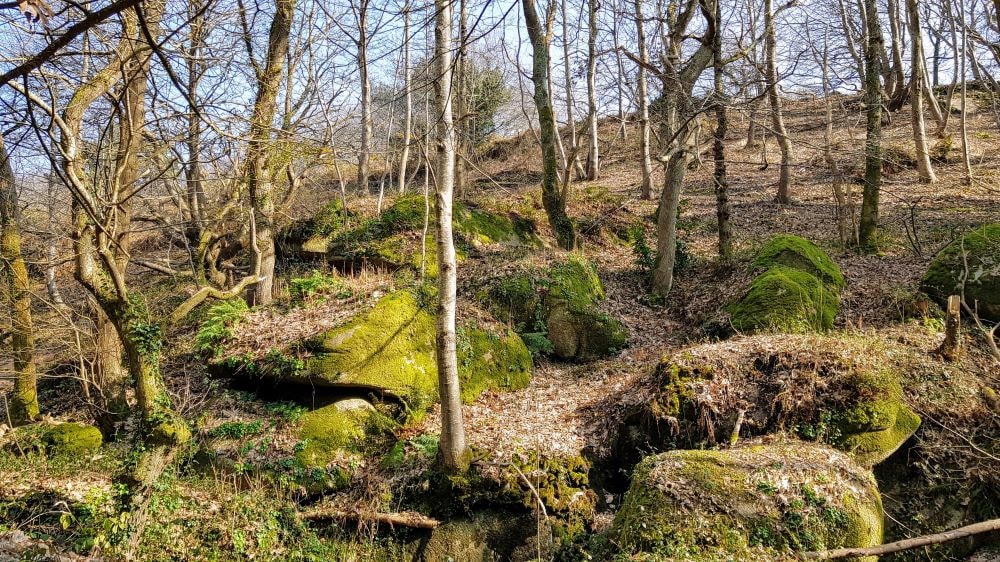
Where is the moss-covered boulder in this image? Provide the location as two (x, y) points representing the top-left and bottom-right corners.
(218, 290), (532, 416)
(832, 370), (922, 466)
(41, 423), (103, 455)
(296, 398), (395, 470)
(921, 223), (1000, 321)
(278, 196), (541, 271)
(729, 235), (844, 333)
(614, 337), (920, 468)
(753, 234), (846, 289)
(479, 255), (628, 361)
(612, 441), (883, 560)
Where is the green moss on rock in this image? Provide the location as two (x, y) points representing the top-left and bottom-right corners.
(457, 325), (532, 403)
(612, 441), (883, 560)
(729, 265), (840, 333)
(296, 398), (395, 469)
(753, 235), (845, 288)
(830, 369), (921, 467)
(921, 223), (1000, 321)
(404, 509), (537, 562)
(42, 422), (103, 455)
(220, 291), (531, 417)
(479, 255), (628, 361)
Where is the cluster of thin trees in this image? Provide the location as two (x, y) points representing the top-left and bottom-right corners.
(0, 0), (997, 545)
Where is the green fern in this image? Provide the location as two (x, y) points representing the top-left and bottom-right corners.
(195, 299), (249, 356)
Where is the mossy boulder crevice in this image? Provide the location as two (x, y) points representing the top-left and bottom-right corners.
(612, 441), (883, 560)
(479, 255), (628, 361)
(41, 422), (103, 455)
(921, 223), (1000, 321)
(404, 509), (539, 562)
(729, 235), (844, 334)
(214, 290), (532, 417)
(614, 341), (921, 470)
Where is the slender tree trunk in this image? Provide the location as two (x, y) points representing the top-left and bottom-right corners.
(44, 170), (64, 306)
(0, 134), (39, 425)
(454, 0), (469, 198)
(585, 0), (600, 180)
(357, 0), (372, 194)
(820, 31), (857, 246)
(859, 0), (885, 252)
(524, 0), (576, 249)
(712, 0), (732, 261)
(886, 0), (909, 109)
(958, 0), (973, 184)
(398, 2), (413, 194)
(765, 0), (793, 204)
(906, 0), (937, 183)
(838, 0), (866, 85)
(433, 0), (468, 473)
(634, 0), (653, 199)
(561, 0), (585, 179)
(247, 0), (295, 306)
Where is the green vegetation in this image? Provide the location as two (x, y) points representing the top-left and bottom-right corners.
(42, 423), (103, 455)
(288, 270), (351, 303)
(195, 298), (250, 356)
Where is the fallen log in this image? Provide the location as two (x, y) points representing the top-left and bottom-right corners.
(301, 507), (440, 530)
(802, 518), (1000, 559)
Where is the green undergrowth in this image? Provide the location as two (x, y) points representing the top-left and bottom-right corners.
(195, 298), (250, 356)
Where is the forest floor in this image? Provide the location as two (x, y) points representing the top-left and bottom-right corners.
(2, 93), (1000, 560)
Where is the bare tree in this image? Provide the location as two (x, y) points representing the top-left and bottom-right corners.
(859, 0), (885, 251)
(634, 0), (654, 199)
(247, 0), (296, 306)
(433, 0), (468, 473)
(764, 0), (793, 204)
(712, 0), (732, 261)
(906, 0), (938, 183)
(0, 133), (38, 425)
(398, 1), (413, 194)
(523, 0), (577, 250)
(585, 0), (600, 180)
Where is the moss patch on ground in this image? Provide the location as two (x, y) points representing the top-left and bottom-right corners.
(920, 222), (1000, 321)
(612, 441), (883, 560)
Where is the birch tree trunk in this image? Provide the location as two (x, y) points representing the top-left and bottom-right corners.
(859, 0), (885, 252)
(906, 0), (937, 183)
(634, 0), (654, 199)
(765, 0), (793, 204)
(454, 0), (469, 198)
(433, 0), (468, 473)
(958, 0), (973, 185)
(0, 133), (39, 425)
(585, 0), (600, 180)
(247, 0), (295, 306)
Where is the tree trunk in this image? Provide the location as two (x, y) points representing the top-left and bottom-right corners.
(0, 133), (39, 425)
(886, 0), (909, 110)
(765, 0), (793, 204)
(859, 0), (885, 252)
(247, 0), (295, 306)
(712, 0), (732, 261)
(634, 0), (654, 199)
(433, 0), (468, 473)
(398, 2), (413, 194)
(959, 0), (973, 185)
(454, 0), (469, 199)
(357, 0), (372, 194)
(585, 0), (600, 180)
(524, 0), (576, 250)
(561, 0), (585, 180)
(906, 0), (937, 183)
